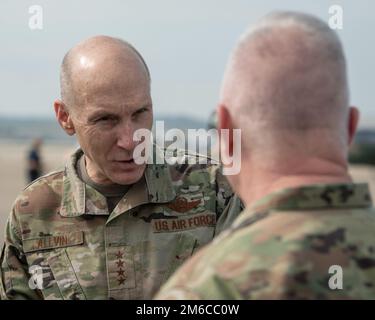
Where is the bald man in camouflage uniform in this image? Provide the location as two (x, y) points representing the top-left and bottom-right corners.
(156, 12), (375, 299)
(0, 36), (241, 300)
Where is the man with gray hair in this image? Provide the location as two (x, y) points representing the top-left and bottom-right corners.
(0, 36), (242, 299)
(156, 11), (375, 299)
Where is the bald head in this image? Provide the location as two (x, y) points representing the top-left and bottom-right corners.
(60, 35), (150, 110)
(221, 12), (350, 155)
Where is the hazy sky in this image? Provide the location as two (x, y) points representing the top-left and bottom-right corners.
(0, 0), (374, 126)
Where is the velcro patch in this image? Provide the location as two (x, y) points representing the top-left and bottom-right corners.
(165, 193), (204, 213)
(152, 212), (216, 233)
(23, 231), (84, 253)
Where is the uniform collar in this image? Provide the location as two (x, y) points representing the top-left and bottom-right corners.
(59, 147), (176, 218)
(233, 182), (373, 228)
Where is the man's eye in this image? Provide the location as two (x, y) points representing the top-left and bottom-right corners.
(134, 108), (148, 117)
(96, 116), (113, 123)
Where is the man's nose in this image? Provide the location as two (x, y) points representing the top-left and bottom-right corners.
(116, 122), (137, 150)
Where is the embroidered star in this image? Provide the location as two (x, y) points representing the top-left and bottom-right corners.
(116, 260), (124, 268)
(117, 269), (125, 277)
(118, 277), (126, 285)
(115, 251), (123, 259)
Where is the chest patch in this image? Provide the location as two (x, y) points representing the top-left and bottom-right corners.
(165, 194), (204, 213)
(23, 231), (84, 253)
(152, 212), (216, 233)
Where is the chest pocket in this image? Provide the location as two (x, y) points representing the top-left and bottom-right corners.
(23, 231), (86, 300)
(153, 211), (217, 281)
(163, 232), (199, 280)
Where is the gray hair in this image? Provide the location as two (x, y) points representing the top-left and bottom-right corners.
(222, 11), (349, 133)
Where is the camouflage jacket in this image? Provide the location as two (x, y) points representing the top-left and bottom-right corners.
(156, 183), (375, 299)
(0, 148), (242, 300)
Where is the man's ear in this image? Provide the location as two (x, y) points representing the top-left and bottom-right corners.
(217, 104), (234, 157)
(348, 106), (359, 146)
(54, 100), (75, 136)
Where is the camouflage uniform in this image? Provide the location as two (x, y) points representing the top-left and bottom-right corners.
(0, 148), (242, 300)
(156, 183), (375, 299)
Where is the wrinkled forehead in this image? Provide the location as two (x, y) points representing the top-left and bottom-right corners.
(74, 85), (152, 119)
(85, 87), (152, 111)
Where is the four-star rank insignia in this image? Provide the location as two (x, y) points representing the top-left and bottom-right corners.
(107, 247), (136, 291)
(115, 250), (126, 285)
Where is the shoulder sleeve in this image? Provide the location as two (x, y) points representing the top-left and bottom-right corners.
(155, 231), (244, 300)
(155, 287), (202, 300)
(214, 213), (370, 300)
(0, 203), (42, 299)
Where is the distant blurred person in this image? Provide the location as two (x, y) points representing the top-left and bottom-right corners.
(27, 138), (43, 183)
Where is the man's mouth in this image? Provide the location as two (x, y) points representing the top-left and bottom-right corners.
(115, 158), (134, 164)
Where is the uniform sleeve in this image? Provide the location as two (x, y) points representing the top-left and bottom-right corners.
(155, 235), (244, 300)
(155, 274), (243, 300)
(155, 245), (207, 300)
(155, 286), (202, 300)
(0, 207), (42, 300)
(214, 167), (244, 235)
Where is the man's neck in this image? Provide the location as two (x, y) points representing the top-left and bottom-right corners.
(84, 155), (113, 185)
(238, 158), (352, 207)
(77, 154), (130, 194)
